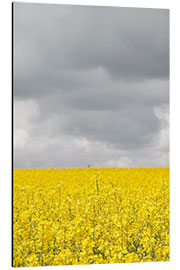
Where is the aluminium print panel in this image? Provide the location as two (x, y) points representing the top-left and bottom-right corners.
(13, 2), (169, 267)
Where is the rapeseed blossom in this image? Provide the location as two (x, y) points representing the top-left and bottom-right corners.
(13, 168), (169, 267)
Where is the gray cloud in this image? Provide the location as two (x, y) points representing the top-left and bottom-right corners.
(14, 4), (169, 84)
(13, 3), (169, 168)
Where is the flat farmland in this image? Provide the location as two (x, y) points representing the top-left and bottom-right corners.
(13, 168), (169, 267)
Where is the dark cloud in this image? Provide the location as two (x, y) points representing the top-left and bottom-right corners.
(13, 3), (169, 168)
(59, 107), (159, 148)
(14, 3), (169, 84)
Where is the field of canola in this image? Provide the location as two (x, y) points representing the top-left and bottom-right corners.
(13, 168), (169, 267)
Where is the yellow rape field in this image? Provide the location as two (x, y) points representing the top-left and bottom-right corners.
(13, 168), (169, 267)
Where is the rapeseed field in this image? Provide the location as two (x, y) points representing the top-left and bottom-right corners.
(13, 168), (169, 267)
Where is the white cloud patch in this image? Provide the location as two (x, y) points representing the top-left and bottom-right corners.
(104, 157), (133, 168)
(154, 104), (169, 151)
(14, 98), (40, 149)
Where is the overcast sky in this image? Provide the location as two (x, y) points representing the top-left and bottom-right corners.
(13, 3), (169, 168)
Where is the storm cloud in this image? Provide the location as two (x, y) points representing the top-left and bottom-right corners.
(13, 3), (169, 168)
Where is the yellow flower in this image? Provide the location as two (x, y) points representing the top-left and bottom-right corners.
(13, 167), (169, 266)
